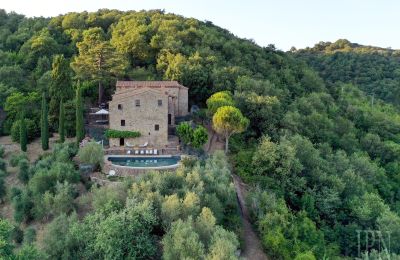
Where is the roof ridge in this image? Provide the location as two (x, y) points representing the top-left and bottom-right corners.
(111, 87), (166, 101)
(115, 80), (188, 89)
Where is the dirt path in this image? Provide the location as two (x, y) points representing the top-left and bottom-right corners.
(233, 174), (268, 260)
(204, 124), (224, 153)
(205, 128), (267, 259)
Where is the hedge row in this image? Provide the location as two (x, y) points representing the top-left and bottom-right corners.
(105, 129), (141, 139)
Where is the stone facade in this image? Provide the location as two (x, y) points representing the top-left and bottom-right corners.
(108, 81), (188, 147)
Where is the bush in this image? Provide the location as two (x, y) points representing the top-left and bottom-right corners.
(181, 156), (198, 168)
(11, 225), (24, 244)
(91, 184), (127, 213)
(176, 122), (193, 144)
(0, 158), (7, 172)
(11, 119), (40, 143)
(0, 145), (5, 158)
(53, 142), (78, 160)
(105, 129), (141, 138)
(177, 123), (208, 150)
(24, 227), (37, 244)
(192, 126), (208, 149)
(78, 142), (104, 169)
(193, 109), (208, 124)
(0, 170), (6, 202)
(12, 188), (33, 223)
(16, 244), (44, 259)
(18, 159), (30, 183)
(50, 182), (76, 217)
(10, 153), (28, 167)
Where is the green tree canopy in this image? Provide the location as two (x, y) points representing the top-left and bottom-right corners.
(206, 91), (235, 116)
(71, 27), (128, 104)
(212, 106), (249, 153)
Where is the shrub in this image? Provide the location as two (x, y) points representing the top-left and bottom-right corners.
(0, 171), (6, 202)
(20, 116), (28, 152)
(0, 158), (7, 172)
(12, 188), (33, 223)
(176, 122), (193, 144)
(192, 126), (208, 148)
(51, 182), (76, 217)
(10, 153), (28, 167)
(11, 225), (24, 244)
(53, 142), (78, 159)
(181, 156), (198, 168)
(193, 108), (208, 124)
(91, 184), (127, 213)
(105, 129), (141, 139)
(24, 227), (37, 244)
(16, 244), (44, 259)
(177, 123), (208, 150)
(0, 145), (5, 158)
(78, 141), (104, 169)
(18, 159), (30, 184)
(294, 251), (317, 260)
(11, 119), (39, 143)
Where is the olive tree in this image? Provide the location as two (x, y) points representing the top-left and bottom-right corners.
(77, 141), (104, 169)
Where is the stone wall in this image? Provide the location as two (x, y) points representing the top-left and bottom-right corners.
(178, 87), (189, 116)
(109, 89), (169, 146)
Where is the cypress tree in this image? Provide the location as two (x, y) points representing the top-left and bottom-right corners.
(59, 99), (65, 143)
(41, 92), (49, 150)
(49, 55), (73, 128)
(76, 84), (84, 145)
(20, 113), (27, 152)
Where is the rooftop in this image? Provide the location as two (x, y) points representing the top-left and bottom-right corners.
(116, 81), (188, 89)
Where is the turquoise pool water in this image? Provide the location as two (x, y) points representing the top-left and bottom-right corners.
(108, 156), (181, 168)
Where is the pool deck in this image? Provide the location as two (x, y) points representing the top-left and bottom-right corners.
(104, 135), (181, 156)
(102, 135), (184, 177)
(103, 154), (185, 177)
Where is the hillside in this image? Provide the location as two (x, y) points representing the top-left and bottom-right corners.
(294, 39), (400, 106)
(0, 10), (399, 259)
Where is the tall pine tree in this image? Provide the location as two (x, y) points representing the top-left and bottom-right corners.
(76, 84), (84, 145)
(41, 92), (49, 150)
(59, 99), (65, 143)
(71, 27), (128, 104)
(20, 113), (27, 152)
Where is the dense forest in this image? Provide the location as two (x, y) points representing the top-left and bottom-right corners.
(294, 39), (400, 106)
(0, 9), (399, 259)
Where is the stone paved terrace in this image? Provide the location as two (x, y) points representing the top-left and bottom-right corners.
(104, 135), (181, 156)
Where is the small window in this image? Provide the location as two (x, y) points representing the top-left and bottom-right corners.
(158, 100), (162, 106)
(117, 104), (122, 110)
(135, 99), (140, 107)
(155, 124), (159, 131)
(121, 120), (125, 126)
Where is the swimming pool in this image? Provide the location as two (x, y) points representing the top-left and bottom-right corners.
(107, 156), (181, 168)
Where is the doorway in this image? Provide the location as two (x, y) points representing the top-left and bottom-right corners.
(119, 138), (124, 146)
(168, 114), (172, 125)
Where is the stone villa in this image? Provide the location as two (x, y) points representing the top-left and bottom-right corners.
(108, 81), (189, 148)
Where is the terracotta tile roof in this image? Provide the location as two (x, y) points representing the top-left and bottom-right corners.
(116, 81), (188, 89)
